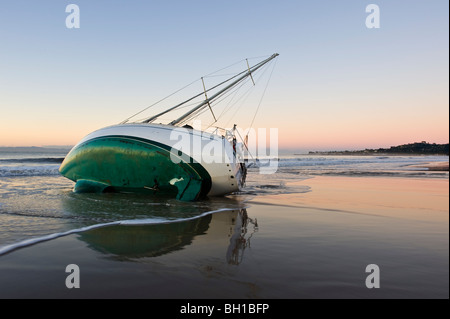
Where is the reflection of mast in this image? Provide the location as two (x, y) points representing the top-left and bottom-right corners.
(226, 208), (258, 265)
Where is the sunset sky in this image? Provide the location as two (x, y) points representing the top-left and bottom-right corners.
(0, 1), (448, 152)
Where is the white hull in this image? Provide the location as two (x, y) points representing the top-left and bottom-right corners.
(61, 123), (245, 198)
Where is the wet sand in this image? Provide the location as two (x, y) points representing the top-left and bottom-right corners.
(407, 161), (449, 171)
(0, 176), (448, 299)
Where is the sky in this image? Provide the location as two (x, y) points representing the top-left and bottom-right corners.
(0, 0), (448, 152)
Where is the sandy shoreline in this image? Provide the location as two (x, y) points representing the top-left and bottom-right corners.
(406, 161), (449, 171)
(251, 175), (449, 221)
(0, 175), (448, 299)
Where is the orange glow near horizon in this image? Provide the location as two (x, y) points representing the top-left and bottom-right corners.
(1, 114), (448, 151)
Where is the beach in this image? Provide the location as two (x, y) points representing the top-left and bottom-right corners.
(0, 173), (448, 299)
(407, 161), (449, 171)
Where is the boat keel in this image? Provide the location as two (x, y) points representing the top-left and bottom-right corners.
(74, 179), (111, 193)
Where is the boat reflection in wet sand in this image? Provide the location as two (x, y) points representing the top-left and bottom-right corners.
(77, 208), (257, 264)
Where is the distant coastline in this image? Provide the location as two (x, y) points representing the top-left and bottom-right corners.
(0, 146), (72, 154)
(308, 142), (449, 156)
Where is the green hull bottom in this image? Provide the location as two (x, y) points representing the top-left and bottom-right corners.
(59, 136), (212, 201)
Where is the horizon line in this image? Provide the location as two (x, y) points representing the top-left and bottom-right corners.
(1, 141), (448, 153)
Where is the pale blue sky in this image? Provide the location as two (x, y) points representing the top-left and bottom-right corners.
(0, 1), (448, 150)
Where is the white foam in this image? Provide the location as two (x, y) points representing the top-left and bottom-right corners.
(0, 207), (239, 256)
(0, 165), (60, 177)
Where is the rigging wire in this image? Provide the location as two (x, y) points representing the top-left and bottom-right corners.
(144, 65), (255, 124)
(120, 58), (248, 124)
(222, 60), (274, 128)
(120, 78), (200, 124)
(214, 78), (252, 125)
(203, 59), (246, 77)
(247, 58), (278, 134)
(204, 62), (273, 128)
(177, 74), (256, 127)
(121, 54), (277, 127)
(180, 59), (274, 130)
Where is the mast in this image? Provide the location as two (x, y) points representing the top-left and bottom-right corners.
(169, 53), (279, 126)
(142, 65), (251, 124)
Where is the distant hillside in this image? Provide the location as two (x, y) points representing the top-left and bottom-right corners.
(309, 142), (449, 155)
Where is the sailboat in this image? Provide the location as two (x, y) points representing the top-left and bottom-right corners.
(59, 53), (279, 201)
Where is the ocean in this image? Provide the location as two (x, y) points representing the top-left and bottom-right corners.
(0, 150), (447, 251)
(0, 149), (448, 299)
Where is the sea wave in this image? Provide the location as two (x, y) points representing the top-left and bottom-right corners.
(0, 165), (61, 177)
(247, 156), (449, 173)
(274, 156), (417, 168)
(0, 157), (64, 164)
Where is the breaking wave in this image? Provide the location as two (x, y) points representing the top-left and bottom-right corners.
(0, 165), (61, 177)
(0, 157), (64, 164)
